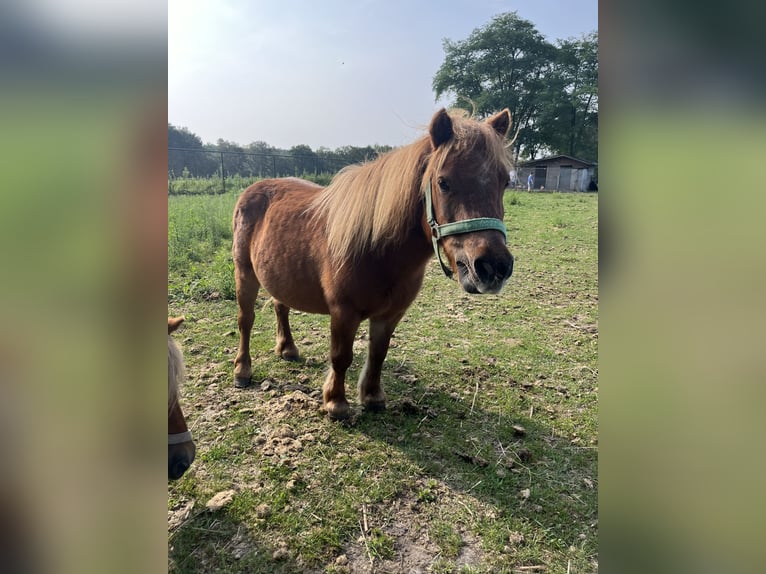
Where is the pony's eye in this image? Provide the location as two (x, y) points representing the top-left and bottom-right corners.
(437, 177), (450, 192)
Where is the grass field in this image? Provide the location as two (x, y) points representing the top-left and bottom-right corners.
(168, 187), (598, 573)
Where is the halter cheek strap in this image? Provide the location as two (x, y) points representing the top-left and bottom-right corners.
(424, 179), (508, 278)
(168, 430), (193, 445)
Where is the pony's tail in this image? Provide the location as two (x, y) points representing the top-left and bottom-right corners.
(261, 296), (275, 313)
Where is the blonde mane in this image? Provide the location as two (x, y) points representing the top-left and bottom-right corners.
(309, 110), (513, 264)
(168, 335), (185, 412)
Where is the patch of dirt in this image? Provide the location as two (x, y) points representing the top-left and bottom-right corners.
(254, 389), (323, 424)
(229, 529), (253, 561)
(341, 498), (441, 574)
(336, 491), (487, 574)
(167, 499), (195, 532)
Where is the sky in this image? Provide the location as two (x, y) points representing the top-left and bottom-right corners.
(169, 0), (597, 150)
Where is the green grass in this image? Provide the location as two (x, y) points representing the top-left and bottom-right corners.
(168, 174), (258, 195)
(169, 172), (336, 196)
(168, 191), (239, 301)
(168, 190), (598, 573)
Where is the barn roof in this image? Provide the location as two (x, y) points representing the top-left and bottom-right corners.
(517, 154), (597, 167)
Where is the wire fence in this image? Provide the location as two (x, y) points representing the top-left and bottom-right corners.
(169, 147), (599, 195)
(168, 147), (355, 195)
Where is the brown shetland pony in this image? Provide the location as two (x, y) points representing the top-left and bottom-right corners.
(232, 108), (514, 419)
(168, 317), (196, 479)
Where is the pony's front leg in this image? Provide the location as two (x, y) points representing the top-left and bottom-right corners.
(323, 310), (361, 420)
(358, 314), (404, 412)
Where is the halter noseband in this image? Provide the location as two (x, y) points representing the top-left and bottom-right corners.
(168, 430), (193, 445)
(424, 179), (508, 278)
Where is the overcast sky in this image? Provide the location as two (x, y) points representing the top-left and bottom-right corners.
(169, 0), (597, 149)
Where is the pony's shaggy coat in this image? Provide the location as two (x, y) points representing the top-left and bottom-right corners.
(231, 108), (514, 419)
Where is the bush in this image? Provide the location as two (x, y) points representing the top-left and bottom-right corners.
(508, 192), (522, 206)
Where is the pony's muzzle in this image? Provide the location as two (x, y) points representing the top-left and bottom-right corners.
(168, 442), (196, 480)
(457, 250), (513, 294)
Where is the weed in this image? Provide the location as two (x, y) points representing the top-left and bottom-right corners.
(431, 520), (463, 558)
(418, 478), (440, 503)
(429, 558), (457, 573)
(367, 528), (395, 560)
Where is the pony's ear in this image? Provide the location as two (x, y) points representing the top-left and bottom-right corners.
(487, 108), (511, 138)
(429, 108), (453, 149)
(168, 316), (184, 334)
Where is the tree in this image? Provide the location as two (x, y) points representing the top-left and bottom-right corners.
(432, 12), (597, 162)
(168, 124), (217, 177)
(244, 141), (275, 177)
(551, 33), (598, 161)
(213, 139), (246, 176)
(433, 12), (556, 159)
(290, 144), (318, 175)
(168, 123), (203, 149)
(316, 146), (346, 173)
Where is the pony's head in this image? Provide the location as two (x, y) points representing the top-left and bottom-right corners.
(423, 108), (514, 294)
(168, 316), (195, 480)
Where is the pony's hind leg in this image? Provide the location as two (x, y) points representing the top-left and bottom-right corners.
(234, 264), (260, 388)
(273, 300), (300, 361)
(358, 314), (404, 412)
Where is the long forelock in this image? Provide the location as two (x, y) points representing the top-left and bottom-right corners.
(426, 113), (513, 182)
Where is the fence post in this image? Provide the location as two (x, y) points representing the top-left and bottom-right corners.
(220, 152), (226, 194)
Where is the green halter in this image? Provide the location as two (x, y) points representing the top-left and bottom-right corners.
(424, 179), (508, 278)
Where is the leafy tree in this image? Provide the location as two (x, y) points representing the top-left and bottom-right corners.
(433, 12), (555, 158)
(168, 124), (203, 149)
(168, 124), (217, 177)
(316, 146), (345, 173)
(334, 145), (375, 165)
(213, 139), (246, 176)
(432, 12), (597, 162)
(290, 144), (318, 174)
(244, 141), (275, 176)
(552, 33), (598, 160)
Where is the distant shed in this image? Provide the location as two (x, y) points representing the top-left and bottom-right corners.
(515, 154), (597, 191)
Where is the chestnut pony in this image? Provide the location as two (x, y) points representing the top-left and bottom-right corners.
(232, 108), (514, 419)
(168, 317), (196, 479)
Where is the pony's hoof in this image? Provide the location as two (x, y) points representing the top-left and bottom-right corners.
(324, 400), (350, 421)
(234, 376), (253, 388)
(362, 400), (387, 413)
(280, 349), (300, 361)
(275, 343), (300, 361)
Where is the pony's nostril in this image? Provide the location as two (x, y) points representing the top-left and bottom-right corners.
(473, 255), (513, 284)
(473, 258), (497, 282)
(505, 254), (514, 279)
(170, 458), (191, 480)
